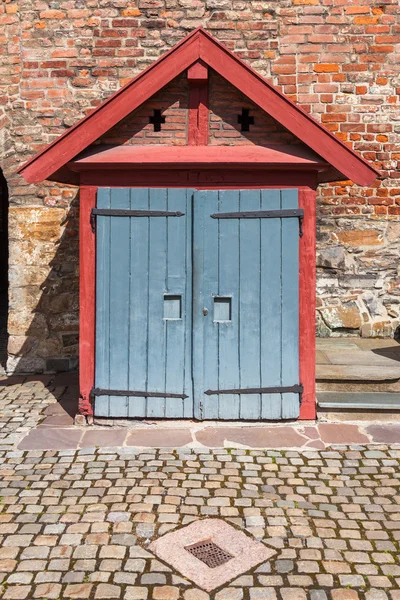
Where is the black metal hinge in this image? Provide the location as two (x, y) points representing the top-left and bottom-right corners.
(91, 387), (188, 399)
(204, 384), (304, 396)
(90, 208), (185, 233)
(211, 208), (304, 237)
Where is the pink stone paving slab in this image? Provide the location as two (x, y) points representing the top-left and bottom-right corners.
(318, 423), (369, 445)
(126, 428), (193, 447)
(195, 426), (307, 448)
(38, 414), (74, 427)
(82, 429), (127, 448)
(149, 518), (275, 592)
(305, 440), (326, 449)
(302, 426), (319, 440)
(365, 424), (400, 444)
(18, 428), (83, 450)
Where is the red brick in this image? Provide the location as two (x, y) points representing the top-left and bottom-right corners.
(39, 10), (65, 18)
(314, 63), (339, 73)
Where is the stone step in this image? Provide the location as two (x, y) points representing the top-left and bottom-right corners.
(317, 364), (400, 392)
(318, 392), (400, 411)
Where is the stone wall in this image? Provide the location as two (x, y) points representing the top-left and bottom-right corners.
(1, 0), (399, 373)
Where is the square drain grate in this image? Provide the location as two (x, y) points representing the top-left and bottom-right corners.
(185, 538), (233, 568)
(150, 518), (276, 592)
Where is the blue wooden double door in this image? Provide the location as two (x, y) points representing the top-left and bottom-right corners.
(94, 188), (301, 420)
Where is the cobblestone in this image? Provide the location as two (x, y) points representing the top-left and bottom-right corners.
(0, 443), (399, 598)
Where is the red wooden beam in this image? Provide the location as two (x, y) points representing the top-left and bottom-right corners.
(70, 144), (326, 169)
(187, 61), (208, 82)
(78, 185), (96, 418)
(298, 187), (317, 420)
(188, 64), (209, 146)
(81, 169), (317, 189)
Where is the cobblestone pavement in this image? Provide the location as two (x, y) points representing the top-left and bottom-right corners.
(0, 375), (77, 452)
(2, 374), (400, 452)
(0, 446), (400, 599)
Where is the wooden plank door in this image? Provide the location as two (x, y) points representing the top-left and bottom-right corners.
(193, 189), (301, 420)
(95, 188), (193, 418)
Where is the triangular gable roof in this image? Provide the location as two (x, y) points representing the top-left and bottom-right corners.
(18, 27), (379, 186)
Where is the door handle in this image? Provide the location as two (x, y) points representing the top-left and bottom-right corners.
(202, 308), (208, 316)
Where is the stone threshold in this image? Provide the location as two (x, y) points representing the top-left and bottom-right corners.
(17, 419), (400, 451)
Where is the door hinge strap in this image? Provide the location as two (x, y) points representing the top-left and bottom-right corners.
(210, 209), (304, 237)
(90, 209), (185, 232)
(204, 384), (303, 396)
(91, 387), (188, 399)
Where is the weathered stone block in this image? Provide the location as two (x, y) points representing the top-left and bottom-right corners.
(340, 275), (376, 289)
(364, 294), (385, 318)
(9, 266), (50, 287)
(320, 302), (362, 330)
(8, 207), (66, 242)
(9, 286), (42, 312)
(7, 336), (36, 357)
(37, 338), (63, 358)
(9, 240), (58, 267)
(8, 311), (49, 338)
(317, 247), (345, 270)
(48, 313), (79, 332)
(334, 229), (384, 247)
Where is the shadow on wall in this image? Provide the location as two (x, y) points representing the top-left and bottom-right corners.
(0, 169), (8, 372)
(372, 330), (400, 363)
(7, 185), (80, 379)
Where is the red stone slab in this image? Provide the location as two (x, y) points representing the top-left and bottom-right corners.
(195, 427), (308, 448)
(18, 428), (83, 451)
(302, 426), (319, 440)
(305, 440), (326, 449)
(318, 424), (369, 445)
(365, 424), (400, 444)
(126, 428), (193, 447)
(38, 414), (75, 427)
(82, 429), (127, 448)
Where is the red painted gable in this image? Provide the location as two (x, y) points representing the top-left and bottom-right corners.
(18, 27), (379, 187)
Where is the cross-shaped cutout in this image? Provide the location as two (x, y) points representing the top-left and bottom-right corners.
(149, 109), (166, 132)
(238, 108), (254, 132)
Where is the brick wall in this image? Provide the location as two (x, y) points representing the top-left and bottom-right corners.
(99, 74), (188, 145)
(1, 0), (399, 372)
(209, 72), (298, 146)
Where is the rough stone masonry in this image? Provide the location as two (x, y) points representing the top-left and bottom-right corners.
(1, 0), (400, 373)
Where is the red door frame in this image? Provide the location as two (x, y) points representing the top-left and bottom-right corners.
(79, 171), (317, 421)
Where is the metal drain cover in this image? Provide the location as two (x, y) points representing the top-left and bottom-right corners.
(149, 518), (276, 592)
(185, 538), (233, 568)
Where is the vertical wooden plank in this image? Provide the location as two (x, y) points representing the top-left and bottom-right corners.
(128, 188), (150, 417)
(95, 188), (111, 417)
(217, 189), (240, 419)
(281, 188), (300, 419)
(79, 185), (96, 417)
(260, 189), (282, 420)
(200, 190), (220, 420)
(146, 188), (168, 417)
(108, 188), (130, 417)
(192, 190), (204, 420)
(165, 188), (189, 418)
(192, 190), (219, 419)
(299, 187), (317, 420)
(238, 189), (262, 420)
(183, 189), (194, 418)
